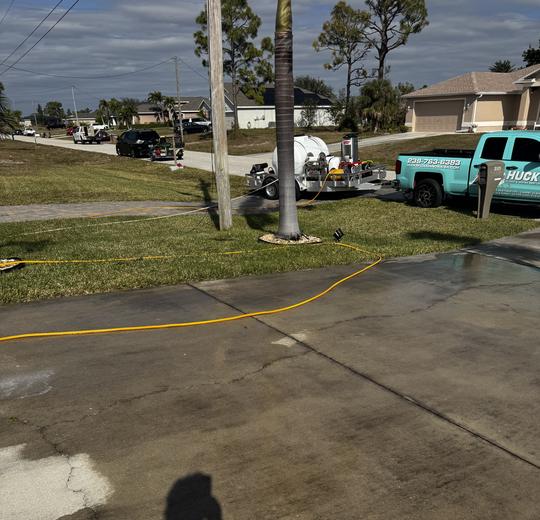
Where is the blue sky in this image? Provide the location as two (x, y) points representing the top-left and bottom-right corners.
(0, 0), (538, 114)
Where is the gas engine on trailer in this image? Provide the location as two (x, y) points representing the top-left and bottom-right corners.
(246, 134), (386, 199)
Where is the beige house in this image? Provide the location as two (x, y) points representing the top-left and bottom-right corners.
(134, 97), (208, 124)
(404, 65), (540, 133)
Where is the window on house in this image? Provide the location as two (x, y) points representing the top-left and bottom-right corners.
(511, 138), (540, 162)
(480, 137), (507, 160)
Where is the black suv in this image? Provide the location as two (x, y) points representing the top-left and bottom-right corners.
(116, 130), (160, 158)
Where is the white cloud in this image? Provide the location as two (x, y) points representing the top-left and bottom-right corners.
(0, 0), (537, 113)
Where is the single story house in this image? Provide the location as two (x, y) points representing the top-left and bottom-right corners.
(201, 84), (334, 130)
(404, 64), (540, 133)
(65, 111), (98, 126)
(135, 97), (208, 124)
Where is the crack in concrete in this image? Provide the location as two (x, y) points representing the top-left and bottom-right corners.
(190, 279), (540, 472)
(314, 280), (540, 332)
(182, 350), (310, 391)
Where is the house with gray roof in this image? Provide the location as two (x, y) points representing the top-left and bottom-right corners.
(200, 84), (334, 130)
(404, 64), (540, 132)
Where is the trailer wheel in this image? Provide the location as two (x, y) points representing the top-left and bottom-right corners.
(262, 177), (279, 200)
(414, 178), (443, 208)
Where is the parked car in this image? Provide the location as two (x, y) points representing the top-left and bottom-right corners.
(115, 129), (160, 158)
(22, 128), (36, 136)
(66, 127), (75, 136)
(180, 120), (211, 134)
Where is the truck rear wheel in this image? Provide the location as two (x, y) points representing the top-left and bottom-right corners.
(414, 178), (443, 208)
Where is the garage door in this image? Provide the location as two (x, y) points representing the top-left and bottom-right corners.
(414, 100), (463, 132)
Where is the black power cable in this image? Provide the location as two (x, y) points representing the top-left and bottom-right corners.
(0, 0), (64, 67)
(0, 0), (81, 76)
(0, 0), (16, 28)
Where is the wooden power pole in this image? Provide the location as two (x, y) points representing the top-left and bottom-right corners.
(207, 0), (232, 230)
(174, 56), (185, 147)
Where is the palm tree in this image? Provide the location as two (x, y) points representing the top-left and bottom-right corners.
(0, 82), (16, 133)
(97, 99), (111, 126)
(108, 98), (122, 128)
(275, 0), (301, 239)
(148, 90), (164, 122)
(163, 96), (176, 124)
(119, 98), (139, 128)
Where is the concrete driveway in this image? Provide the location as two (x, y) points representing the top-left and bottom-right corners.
(13, 131), (443, 177)
(0, 231), (538, 519)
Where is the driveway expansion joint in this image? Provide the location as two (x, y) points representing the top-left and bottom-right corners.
(189, 282), (540, 471)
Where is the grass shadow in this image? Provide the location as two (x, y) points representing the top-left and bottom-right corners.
(407, 231), (480, 245)
(237, 195), (278, 232)
(0, 239), (51, 253)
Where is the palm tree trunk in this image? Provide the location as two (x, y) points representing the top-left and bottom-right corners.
(275, 0), (301, 240)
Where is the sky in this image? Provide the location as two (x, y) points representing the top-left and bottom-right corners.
(0, 0), (538, 115)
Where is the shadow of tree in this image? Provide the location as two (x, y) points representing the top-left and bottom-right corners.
(407, 231), (480, 245)
(164, 473), (222, 520)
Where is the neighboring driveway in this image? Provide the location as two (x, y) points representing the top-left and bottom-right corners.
(13, 132), (442, 178)
(0, 231), (538, 519)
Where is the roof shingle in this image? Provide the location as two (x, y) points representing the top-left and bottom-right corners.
(404, 65), (540, 99)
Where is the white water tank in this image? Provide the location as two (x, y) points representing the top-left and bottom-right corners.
(272, 135), (329, 176)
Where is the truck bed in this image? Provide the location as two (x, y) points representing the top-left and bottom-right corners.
(404, 148), (475, 159)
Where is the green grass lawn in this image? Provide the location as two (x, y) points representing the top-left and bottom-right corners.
(0, 196), (536, 304)
(184, 128), (371, 155)
(361, 133), (484, 166)
(0, 140), (245, 205)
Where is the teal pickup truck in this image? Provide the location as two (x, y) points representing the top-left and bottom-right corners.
(395, 131), (540, 207)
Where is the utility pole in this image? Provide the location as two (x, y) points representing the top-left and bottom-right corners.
(32, 100), (38, 146)
(207, 0), (232, 230)
(71, 86), (79, 126)
(175, 56), (184, 146)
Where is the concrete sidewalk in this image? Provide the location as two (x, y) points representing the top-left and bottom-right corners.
(0, 231), (538, 519)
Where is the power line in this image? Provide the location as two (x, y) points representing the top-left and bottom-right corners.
(0, 0), (81, 76)
(177, 56), (208, 81)
(2, 57), (175, 79)
(0, 0), (16, 27)
(0, 0), (64, 67)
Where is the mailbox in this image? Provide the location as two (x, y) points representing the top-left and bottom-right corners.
(341, 133), (359, 162)
(477, 160), (504, 219)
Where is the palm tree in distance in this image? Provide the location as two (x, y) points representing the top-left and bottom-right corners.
(148, 91), (165, 122)
(275, 0), (301, 240)
(120, 98), (139, 128)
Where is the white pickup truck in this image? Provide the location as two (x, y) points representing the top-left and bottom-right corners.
(73, 126), (103, 144)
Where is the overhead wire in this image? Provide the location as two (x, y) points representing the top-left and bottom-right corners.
(2, 57), (175, 79)
(0, 0), (16, 27)
(0, 0), (64, 68)
(0, 0), (82, 76)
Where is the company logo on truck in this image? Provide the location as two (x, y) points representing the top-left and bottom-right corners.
(503, 170), (540, 184)
(406, 157), (461, 169)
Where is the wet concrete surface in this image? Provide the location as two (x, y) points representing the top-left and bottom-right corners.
(0, 236), (539, 519)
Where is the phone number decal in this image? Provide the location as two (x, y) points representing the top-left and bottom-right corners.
(407, 158), (462, 169)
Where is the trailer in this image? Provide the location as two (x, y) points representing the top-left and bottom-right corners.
(246, 134), (386, 199)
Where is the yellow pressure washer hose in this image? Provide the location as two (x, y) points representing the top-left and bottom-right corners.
(0, 242), (382, 343)
(0, 175), (383, 344)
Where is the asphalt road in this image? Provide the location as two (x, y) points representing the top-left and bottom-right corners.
(13, 131), (442, 177)
(1, 230), (539, 519)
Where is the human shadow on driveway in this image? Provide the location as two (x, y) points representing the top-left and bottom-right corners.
(164, 473), (222, 520)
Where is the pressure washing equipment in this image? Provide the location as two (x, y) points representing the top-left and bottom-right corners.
(247, 134), (386, 198)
